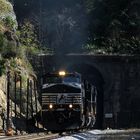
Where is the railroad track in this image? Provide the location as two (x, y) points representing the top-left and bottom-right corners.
(1, 129), (140, 140)
(0, 133), (59, 140)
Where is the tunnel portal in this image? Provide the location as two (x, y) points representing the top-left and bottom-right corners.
(30, 54), (140, 129)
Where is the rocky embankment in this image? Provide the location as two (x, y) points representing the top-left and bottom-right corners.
(0, 0), (41, 132)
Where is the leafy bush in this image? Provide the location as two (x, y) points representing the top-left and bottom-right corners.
(1, 41), (17, 58)
(18, 21), (42, 56)
(3, 16), (16, 30)
(84, 43), (106, 54)
(10, 58), (17, 68)
(19, 21), (39, 48)
(0, 32), (20, 59)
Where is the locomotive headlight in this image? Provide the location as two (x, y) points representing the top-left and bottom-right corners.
(49, 104), (53, 109)
(69, 104), (73, 108)
(59, 71), (66, 76)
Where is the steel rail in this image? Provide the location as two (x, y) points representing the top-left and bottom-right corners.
(0, 133), (59, 140)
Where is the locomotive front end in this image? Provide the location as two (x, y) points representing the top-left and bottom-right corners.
(41, 71), (84, 131)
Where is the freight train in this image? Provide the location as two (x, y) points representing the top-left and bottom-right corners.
(39, 71), (97, 131)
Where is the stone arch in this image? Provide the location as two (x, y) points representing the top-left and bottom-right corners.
(41, 55), (114, 128)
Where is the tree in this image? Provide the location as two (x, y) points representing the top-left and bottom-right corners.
(19, 20), (40, 55)
(86, 0), (140, 54)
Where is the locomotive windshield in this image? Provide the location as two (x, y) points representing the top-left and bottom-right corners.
(42, 72), (82, 93)
(43, 74), (81, 84)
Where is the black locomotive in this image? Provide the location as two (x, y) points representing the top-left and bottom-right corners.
(39, 71), (97, 131)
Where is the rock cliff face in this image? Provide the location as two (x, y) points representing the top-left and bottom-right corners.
(0, 0), (17, 32)
(0, 0), (41, 131)
(0, 76), (7, 129)
(0, 0), (19, 59)
(0, 1), (18, 129)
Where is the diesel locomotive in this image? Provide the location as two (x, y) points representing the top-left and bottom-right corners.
(39, 71), (97, 131)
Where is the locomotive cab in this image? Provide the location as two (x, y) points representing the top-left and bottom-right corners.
(40, 71), (84, 131)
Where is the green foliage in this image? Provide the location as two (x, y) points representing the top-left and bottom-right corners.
(86, 0), (140, 54)
(0, 1), (37, 78)
(0, 0), (12, 14)
(3, 16), (16, 30)
(84, 43), (108, 54)
(84, 44), (98, 52)
(9, 58), (17, 68)
(1, 40), (18, 58)
(0, 32), (20, 59)
(18, 21), (41, 55)
(0, 33), (5, 49)
(19, 21), (39, 48)
(0, 59), (5, 76)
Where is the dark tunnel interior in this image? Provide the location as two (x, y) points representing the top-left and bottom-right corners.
(66, 64), (105, 129)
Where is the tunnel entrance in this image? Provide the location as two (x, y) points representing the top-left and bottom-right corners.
(65, 64), (105, 129)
